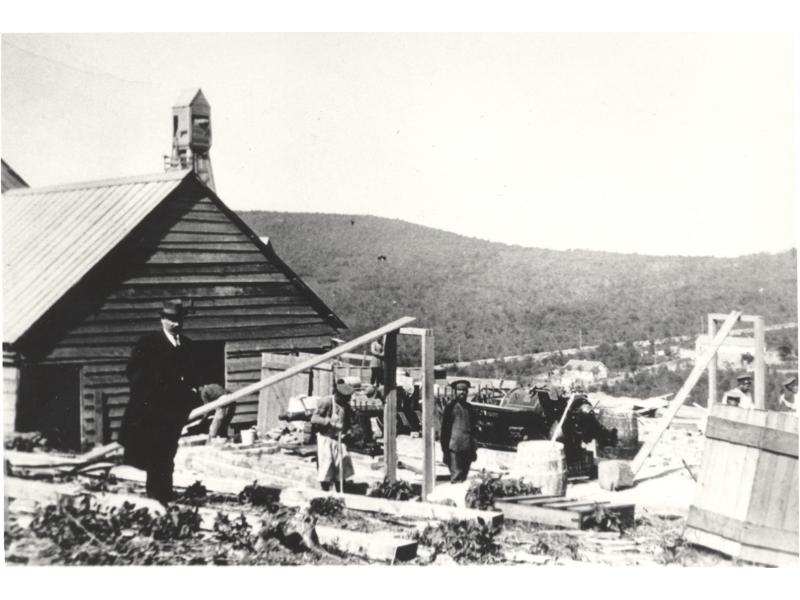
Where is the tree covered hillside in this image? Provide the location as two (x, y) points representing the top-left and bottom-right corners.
(240, 212), (797, 363)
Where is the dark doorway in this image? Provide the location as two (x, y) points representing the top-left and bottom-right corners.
(18, 364), (81, 451)
(192, 341), (226, 389)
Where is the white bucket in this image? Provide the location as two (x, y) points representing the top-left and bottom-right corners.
(240, 428), (256, 446)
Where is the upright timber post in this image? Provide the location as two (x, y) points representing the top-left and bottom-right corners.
(421, 329), (436, 500)
(707, 315), (718, 407)
(383, 331), (398, 482)
(753, 316), (766, 409)
(708, 312), (767, 410)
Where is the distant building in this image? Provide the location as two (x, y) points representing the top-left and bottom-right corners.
(560, 359), (609, 388)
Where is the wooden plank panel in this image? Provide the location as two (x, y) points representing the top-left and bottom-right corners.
(760, 452), (793, 531)
(104, 296), (307, 311)
(62, 320), (332, 344)
(166, 220), (242, 234)
(146, 250), (270, 264)
(257, 353), (310, 434)
(80, 307), (320, 327)
(108, 284), (301, 300)
(782, 458), (799, 533)
(131, 263), (281, 276)
(687, 506), (798, 554)
(494, 501), (581, 528)
(123, 273), (290, 285)
(705, 415), (798, 457)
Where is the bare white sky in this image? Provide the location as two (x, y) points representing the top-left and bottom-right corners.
(1, 31), (797, 257)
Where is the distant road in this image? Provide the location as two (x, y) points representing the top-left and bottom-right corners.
(437, 322), (797, 370)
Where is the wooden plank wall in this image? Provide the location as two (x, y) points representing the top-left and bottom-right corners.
(3, 350), (20, 437)
(685, 405), (798, 566)
(27, 189), (337, 447)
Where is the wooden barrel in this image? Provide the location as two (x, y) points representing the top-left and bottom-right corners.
(512, 440), (567, 496)
(685, 406), (798, 566)
(595, 406), (639, 460)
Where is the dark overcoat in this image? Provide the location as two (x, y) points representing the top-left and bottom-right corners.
(440, 399), (477, 458)
(119, 331), (201, 470)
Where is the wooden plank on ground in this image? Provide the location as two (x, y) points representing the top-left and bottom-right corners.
(281, 487), (503, 527)
(315, 525), (417, 562)
(494, 500), (582, 528)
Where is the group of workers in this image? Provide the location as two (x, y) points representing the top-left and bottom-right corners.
(118, 300), (795, 505)
(721, 373), (797, 411)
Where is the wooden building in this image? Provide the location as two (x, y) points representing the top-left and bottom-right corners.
(2, 168), (344, 450)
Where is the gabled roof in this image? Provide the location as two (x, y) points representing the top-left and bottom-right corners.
(173, 88), (209, 110)
(2, 170), (191, 343)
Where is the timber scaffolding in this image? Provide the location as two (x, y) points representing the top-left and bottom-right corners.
(5, 312), (797, 565)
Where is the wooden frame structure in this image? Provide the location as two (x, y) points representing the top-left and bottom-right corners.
(706, 313), (766, 409)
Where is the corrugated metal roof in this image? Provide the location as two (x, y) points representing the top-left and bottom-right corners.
(2, 170), (191, 343)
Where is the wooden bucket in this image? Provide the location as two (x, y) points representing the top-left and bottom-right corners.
(595, 406), (639, 459)
(685, 406), (798, 566)
(512, 440), (567, 496)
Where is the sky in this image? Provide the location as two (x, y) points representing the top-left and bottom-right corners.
(1, 31), (797, 257)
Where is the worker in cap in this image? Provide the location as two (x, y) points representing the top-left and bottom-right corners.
(311, 378), (355, 492)
(779, 375), (797, 412)
(440, 379), (478, 482)
(721, 373), (754, 409)
(120, 299), (201, 505)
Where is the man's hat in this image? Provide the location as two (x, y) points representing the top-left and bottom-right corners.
(451, 379), (471, 390)
(783, 376), (797, 388)
(335, 379), (354, 396)
(161, 299), (186, 320)
(737, 374), (753, 383)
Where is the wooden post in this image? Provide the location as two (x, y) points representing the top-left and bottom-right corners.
(630, 310), (742, 477)
(383, 331), (398, 482)
(707, 314), (718, 408)
(421, 329), (435, 500)
(753, 316), (766, 409)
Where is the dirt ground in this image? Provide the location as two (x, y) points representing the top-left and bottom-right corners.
(3, 402), (744, 566)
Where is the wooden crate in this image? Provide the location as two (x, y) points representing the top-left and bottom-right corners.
(685, 405), (798, 566)
(495, 494), (635, 529)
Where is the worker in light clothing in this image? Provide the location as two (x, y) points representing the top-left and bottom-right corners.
(721, 374), (754, 409)
(440, 379), (478, 483)
(311, 379), (355, 492)
(370, 338), (384, 387)
(779, 376), (797, 412)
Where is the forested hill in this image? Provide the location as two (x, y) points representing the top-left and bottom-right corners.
(239, 211), (797, 363)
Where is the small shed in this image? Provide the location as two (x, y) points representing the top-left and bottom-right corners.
(2, 169), (345, 450)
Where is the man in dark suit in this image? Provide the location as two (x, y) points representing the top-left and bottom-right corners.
(119, 300), (201, 505)
(440, 379), (478, 483)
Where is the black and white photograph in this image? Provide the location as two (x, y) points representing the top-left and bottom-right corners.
(2, 5), (798, 573)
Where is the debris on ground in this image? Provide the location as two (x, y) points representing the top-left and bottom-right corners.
(367, 477), (418, 501)
(464, 470), (542, 510)
(415, 519), (502, 564)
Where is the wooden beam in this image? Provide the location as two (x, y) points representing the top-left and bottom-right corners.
(707, 314), (718, 407)
(421, 329), (436, 500)
(383, 331), (398, 482)
(753, 316), (766, 409)
(315, 525), (417, 562)
(399, 327), (428, 337)
(281, 487), (503, 527)
(630, 310), (742, 477)
(494, 500), (582, 528)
